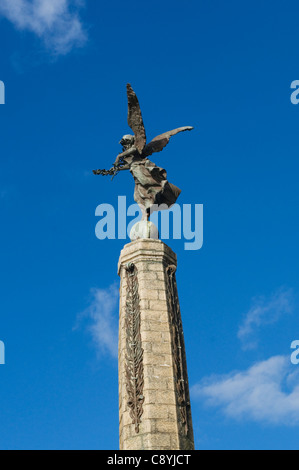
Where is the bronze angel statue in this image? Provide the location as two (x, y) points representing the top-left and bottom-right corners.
(93, 84), (193, 221)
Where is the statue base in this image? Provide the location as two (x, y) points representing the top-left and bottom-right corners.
(129, 220), (159, 241)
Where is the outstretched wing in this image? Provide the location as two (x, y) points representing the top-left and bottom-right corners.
(126, 83), (146, 154)
(143, 126), (193, 157)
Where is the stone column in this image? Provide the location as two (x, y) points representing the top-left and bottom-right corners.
(118, 238), (194, 450)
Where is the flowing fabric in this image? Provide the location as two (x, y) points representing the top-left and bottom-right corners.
(129, 157), (181, 213)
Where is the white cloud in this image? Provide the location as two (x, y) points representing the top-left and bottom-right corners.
(75, 283), (119, 359)
(0, 0), (87, 55)
(237, 288), (294, 350)
(192, 355), (299, 426)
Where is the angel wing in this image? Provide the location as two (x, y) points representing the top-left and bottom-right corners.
(143, 126), (193, 157)
(126, 83), (147, 154)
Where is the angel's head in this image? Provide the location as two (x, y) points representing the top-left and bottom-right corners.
(119, 134), (135, 150)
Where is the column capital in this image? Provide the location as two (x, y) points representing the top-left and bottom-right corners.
(118, 239), (177, 276)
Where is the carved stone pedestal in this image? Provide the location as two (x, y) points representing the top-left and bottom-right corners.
(118, 239), (194, 450)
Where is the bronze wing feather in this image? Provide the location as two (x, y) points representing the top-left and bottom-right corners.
(143, 126), (193, 157)
(126, 83), (147, 154)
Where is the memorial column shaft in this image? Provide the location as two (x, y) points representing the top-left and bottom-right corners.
(118, 239), (194, 450)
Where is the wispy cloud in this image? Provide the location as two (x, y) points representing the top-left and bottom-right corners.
(75, 283), (119, 359)
(237, 288), (294, 350)
(0, 0), (87, 55)
(192, 355), (299, 426)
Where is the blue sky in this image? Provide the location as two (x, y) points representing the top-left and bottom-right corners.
(0, 0), (299, 450)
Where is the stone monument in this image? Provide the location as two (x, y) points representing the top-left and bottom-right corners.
(94, 84), (195, 450)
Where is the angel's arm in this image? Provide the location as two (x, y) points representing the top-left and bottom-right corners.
(116, 163), (130, 171)
(113, 147), (137, 166)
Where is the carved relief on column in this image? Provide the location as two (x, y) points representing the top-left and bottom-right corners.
(124, 262), (144, 433)
(165, 264), (192, 439)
